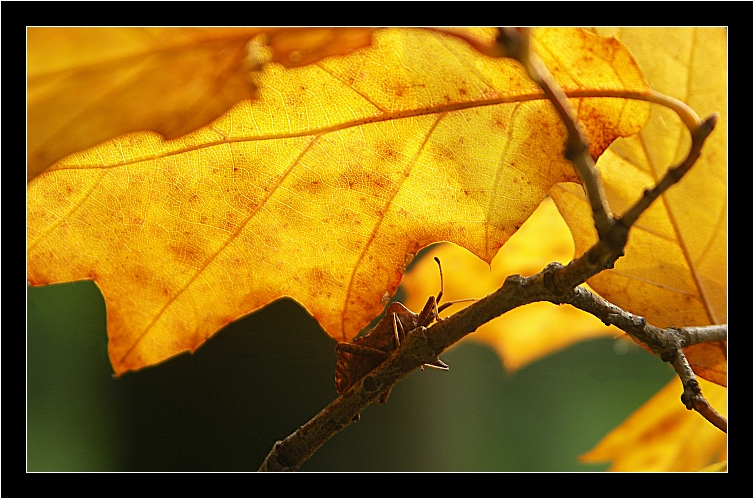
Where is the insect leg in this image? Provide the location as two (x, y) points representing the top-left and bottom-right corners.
(393, 313), (406, 348)
(417, 257), (445, 326)
(431, 256), (477, 319)
(423, 358), (450, 370)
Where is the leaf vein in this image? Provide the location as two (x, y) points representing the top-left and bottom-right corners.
(46, 90), (654, 173)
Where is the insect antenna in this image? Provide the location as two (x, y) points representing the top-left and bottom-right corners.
(432, 256), (476, 316)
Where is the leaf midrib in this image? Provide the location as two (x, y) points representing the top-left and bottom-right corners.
(46, 89), (653, 172)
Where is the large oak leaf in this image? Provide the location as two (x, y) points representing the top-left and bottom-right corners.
(27, 28), (650, 375)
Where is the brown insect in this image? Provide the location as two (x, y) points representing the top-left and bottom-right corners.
(335, 257), (470, 404)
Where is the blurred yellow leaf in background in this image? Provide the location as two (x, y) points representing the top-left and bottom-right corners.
(580, 377), (726, 471)
(402, 197), (621, 371)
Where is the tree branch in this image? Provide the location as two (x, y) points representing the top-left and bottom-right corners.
(260, 246), (722, 470)
(497, 26), (726, 432)
(257, 28), (722, 471)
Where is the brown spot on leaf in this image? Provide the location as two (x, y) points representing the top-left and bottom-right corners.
(375, 140), (402, 164)
(338, 172), (358, 190)
(168, 231), (208, 268)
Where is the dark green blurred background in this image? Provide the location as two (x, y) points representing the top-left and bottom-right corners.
(27, 269), (675, 471)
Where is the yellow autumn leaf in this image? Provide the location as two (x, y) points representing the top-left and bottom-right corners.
(27, 27), (378, 181)
(402, 198), (621, 371)
(27, 28), (651, 375)
(580, 377), (727, 471)
(552, 27), (727, 385)
(28, 28), (259, 181)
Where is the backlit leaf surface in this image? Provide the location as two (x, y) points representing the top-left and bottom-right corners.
(554, 27), (727, 472)
(27, 28), (650, 375)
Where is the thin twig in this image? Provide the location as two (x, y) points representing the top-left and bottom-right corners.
(560, 286), (727, 432)
(671, 349), (728, 433)
(678, 325), (728, 347)
(618, 113), (719, 228)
